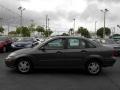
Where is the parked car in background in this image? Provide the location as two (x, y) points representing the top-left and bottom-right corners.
(11, 37), (39, 50)
(0, 40), (6, 52)
(90, 39), (120, 56)
(0, 36), (12, 52)
(5, 36), (116, 75)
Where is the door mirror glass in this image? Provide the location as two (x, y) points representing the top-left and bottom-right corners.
(40, 46), (45, 51)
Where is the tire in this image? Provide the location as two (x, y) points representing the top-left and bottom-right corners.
(17, 59), (32, 74)
(86, 61), (101, 75)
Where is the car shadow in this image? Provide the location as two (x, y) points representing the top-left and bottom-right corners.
(8, 68), (105, 77)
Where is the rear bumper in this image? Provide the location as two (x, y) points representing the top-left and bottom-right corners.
(103, 57), (116, 67)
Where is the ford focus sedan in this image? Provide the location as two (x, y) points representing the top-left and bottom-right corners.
(5, 36), (116, 75)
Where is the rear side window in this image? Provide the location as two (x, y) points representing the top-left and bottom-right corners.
(68, 38), (96, 49)
(80, 39), (96, 48)
(68, 38), (80, 49)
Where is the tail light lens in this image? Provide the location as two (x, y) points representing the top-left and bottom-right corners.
(112, 50), (119, 57)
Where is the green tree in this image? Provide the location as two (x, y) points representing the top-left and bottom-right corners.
(16, 27), (22, 35)
(21, 26), (30, 37)
(44, 29), (53, 37)
(8, 31), (17, 36)
(0, 26), (4, 33)
(61, 33), (69, 36)
(36, 26), (45, 36)
(97, 27), (111, 38)
(28, 23), (36, 34)
(77, 27), (91, 38)
(16, 26), (30, 37)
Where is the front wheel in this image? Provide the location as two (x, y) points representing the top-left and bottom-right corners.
(86, 61), (101, 75)
(17, 59), (32, 74)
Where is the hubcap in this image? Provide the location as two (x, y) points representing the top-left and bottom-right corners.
(88, 62), (100, 74)
(18, 61), (30, 73)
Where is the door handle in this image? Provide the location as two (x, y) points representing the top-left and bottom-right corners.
(56, 51), (63, 54)
(81, 50), (87, 53)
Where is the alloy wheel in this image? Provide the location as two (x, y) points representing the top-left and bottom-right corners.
(18, 60), (31, 73)
(87, 61), (101, 75)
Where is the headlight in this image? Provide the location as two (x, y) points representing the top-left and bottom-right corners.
(5, 53), (15, 60)
(7, 53), (15, 58)
(8, 53), (15, 57)
(25, 44), (32, 48)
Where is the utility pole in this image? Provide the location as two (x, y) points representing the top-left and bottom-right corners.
(101, 9), (109, 38)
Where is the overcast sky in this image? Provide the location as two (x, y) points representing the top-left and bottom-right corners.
(0, 0), (120, 34)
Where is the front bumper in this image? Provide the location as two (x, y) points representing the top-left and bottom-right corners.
(5, 57), (16, 68)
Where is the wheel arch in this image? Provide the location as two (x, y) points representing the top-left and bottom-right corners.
(15, 56), (34, 67)
(85, 55), (104, 67)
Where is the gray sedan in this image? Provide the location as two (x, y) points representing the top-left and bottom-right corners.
(5, 36), (116, 75)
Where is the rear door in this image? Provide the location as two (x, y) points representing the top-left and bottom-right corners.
(63, 38), (97, 68)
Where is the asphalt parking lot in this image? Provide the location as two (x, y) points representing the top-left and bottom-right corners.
(0, 52), (120, 90)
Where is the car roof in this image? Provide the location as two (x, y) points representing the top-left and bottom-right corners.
(51, 36), (86, 39)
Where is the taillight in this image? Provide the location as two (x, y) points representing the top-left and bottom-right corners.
(112, 50), (119, 57)
(0, 42), (4, 48)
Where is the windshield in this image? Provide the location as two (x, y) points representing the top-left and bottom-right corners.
(34, 37), (53, 49)
(101, 39), (116, 44)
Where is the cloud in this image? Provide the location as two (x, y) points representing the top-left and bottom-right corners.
(86, 0), (120, 3)
(1, 0), (120, 33)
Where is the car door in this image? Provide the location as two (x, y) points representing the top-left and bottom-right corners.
(63, 38), (92, 68)
(62, 38), (83, 68)
(35, 38), (66, 68)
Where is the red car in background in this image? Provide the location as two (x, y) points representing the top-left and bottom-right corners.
(0, 41), (6, 52)
(0, 36), (12, 52)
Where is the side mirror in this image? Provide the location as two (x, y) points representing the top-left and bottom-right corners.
(40, 46), (45, 51)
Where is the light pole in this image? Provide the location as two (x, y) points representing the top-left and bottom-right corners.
(0, 18), (3, 27)
(46, 15), (48, 31)
(18, 6), (25, 36)
(95, 21), (97, 38)
(48, 18), (50, 29)
(73, 18), (75, 36)
(101, 9), (109, 38)
(18, 6), (25, 27)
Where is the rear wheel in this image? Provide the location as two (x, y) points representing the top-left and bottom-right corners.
(17, 59), (32, 74)
(86, 61), (101, 75)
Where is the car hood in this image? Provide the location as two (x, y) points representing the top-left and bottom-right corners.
(10, 48), (34, 56)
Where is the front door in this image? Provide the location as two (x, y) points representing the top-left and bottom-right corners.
(36, 38), (66, 68)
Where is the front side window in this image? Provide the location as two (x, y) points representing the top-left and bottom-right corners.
(45, 39), (64, 49)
